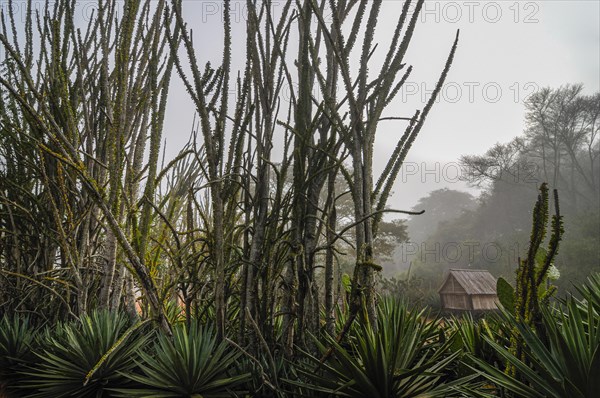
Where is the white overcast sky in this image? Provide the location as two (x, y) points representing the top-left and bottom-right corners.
(6, 1), (598, 214)
(158, 0), (599, 214)
(380, 0), (600, 211)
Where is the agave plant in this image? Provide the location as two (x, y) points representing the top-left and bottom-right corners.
(290, 299), (476, 397)
(0, 316), (37, 392)
(446, 314), (507, 373)
(163, 299), (187, 325)
(234, 349), (318, 398)
(18, 311), (150, 398)
(114, 320), (249, 397)
(575, 273), (600, 314)
(470, 285), (600, 398)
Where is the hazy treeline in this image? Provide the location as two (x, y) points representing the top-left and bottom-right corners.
(399, 84), (599, 301)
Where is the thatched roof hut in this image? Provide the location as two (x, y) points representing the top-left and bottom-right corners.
(438, 269), (498, 311)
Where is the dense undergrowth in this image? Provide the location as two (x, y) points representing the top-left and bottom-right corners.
(1, 273), (598, 398)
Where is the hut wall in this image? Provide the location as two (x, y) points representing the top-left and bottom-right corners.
(441, 293), (470, 310)
(471, 294), (498, 310)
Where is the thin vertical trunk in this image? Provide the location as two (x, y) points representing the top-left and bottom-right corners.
(238, 139), (253, 344)
(100, 231), (117, 308)
(213, 190), (226, 340)
(325, 184), (337, 335)
(124, 273), (138, 319)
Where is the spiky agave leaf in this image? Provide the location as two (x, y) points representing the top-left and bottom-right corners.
(18, 311), (151, 398)
(575, 273), (600, 314)
(288, 299), (477, 397)
(0, 315), (38, 391)
(470, 295), (600, 398)
(113, 320), (249, 397)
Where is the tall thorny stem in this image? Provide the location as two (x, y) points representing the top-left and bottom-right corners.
(0, 0), (172, 331)
(507, 182), (564, 377)
(1, 0), (459, 355)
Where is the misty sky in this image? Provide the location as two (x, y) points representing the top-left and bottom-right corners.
(6, 1), (597, 215)
(157, 0), (599, 215)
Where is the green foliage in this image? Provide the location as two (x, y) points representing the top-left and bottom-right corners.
(18, 311), (149, 398)
(496, 277), (515, 313)
(0, 277), (596, 397)
(576, 273), (600, 314)
(374, 218), (410, 262)
(0, 316), (37, 390)
(556, 212), (600, 292)
(379, 273), (428, 307)
(163, 299), (186, 325)
(235, 351), (318, 398)
(114, 321), (249, 397)
(447, 314), (499, 361)
(0, 0), (172, 324)
(508, 183), (564, 377)
(341, 273), (352, 294)
(470, 289), (600, 398)
(291, 299), (476, 397)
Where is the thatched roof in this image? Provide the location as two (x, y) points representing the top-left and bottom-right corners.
(438, 269), (497, 295)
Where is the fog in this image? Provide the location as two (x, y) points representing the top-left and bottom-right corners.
(155, 0), (599, 213)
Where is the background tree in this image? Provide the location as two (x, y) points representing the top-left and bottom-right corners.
(406, 85), (599, 298)
(406, 188), (477, 244)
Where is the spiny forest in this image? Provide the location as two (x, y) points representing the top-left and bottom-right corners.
(0, 1), (598, 397)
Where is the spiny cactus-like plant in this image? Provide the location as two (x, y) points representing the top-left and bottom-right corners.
(471, 290), (600, 398)
(507, 182), (564, 376)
